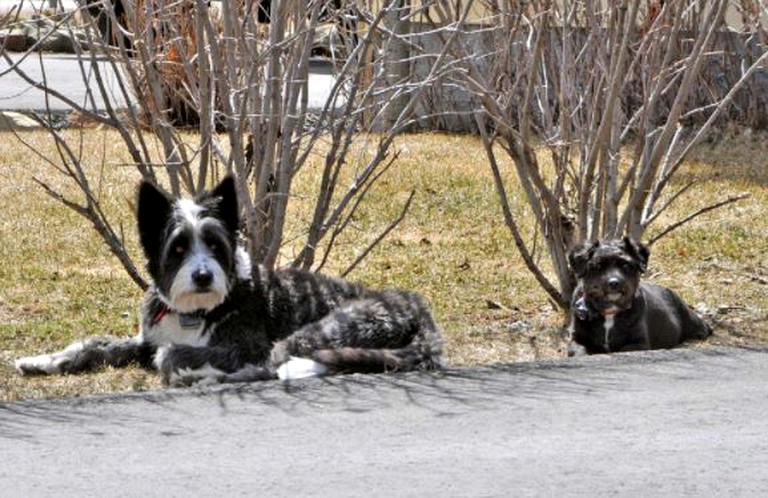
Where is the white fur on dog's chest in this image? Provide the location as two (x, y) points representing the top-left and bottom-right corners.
(603, 315), (615, 351)
(142, 314), (210, 347)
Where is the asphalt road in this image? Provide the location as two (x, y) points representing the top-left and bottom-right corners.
(2, 346), (768, 497)
(0, 53), (131, 111)
(0, 52), (337, 111)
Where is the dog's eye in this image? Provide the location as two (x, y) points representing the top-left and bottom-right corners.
(202, 236), (220, 253)
(172, 239), (189, 255)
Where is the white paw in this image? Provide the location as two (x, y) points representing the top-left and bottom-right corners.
(276, 356), (327, 381)
(168, 364), (226, 387)
(153, 345), (170, 371)
(15, 354), (60, 375)
(15, 342), (85, 375)
(567, 342), (588, 358)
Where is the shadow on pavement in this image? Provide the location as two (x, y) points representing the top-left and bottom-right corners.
(0, 345), (762, 441)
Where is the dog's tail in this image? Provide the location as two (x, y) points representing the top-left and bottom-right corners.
(690, 314), (714, 340)
(686, 302), (715, 340)
(277, 298), (443, 381)
(315, 341), (442, 374)
(278, 345), (441, 381)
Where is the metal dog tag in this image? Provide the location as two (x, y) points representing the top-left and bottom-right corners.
(178, 313), (204, 329)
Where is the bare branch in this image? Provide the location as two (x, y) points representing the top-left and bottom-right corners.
(477, 113), (566, 308)
(647, 193), (750, 246)
(341, 189), (415, 279)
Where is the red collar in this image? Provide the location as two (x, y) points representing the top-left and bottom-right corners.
(151, 304), (171, 326)
(150, 304), (207, 329)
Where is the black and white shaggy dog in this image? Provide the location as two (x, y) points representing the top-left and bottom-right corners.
(567, 237), (712, 356)
(15, 176), (443, 385)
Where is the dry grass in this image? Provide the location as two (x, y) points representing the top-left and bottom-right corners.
(1, 129), (766, 401)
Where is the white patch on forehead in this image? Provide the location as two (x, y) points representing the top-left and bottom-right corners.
(175, 198), (205, 227)
(173, 200), (225, 239)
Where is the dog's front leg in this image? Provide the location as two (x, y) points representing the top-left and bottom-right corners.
(616, 331), (651, 352)
(617, 325), (651, 352)
(567, 341), (588, 357)
(15, 336), (154, 376)
(154, 344), (229, 386)
(154, 344), (269, 386)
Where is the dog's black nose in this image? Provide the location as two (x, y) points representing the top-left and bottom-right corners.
(607, 278), (622, 291)
(192, 268), (213, 289)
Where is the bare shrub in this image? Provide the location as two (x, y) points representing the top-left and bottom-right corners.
(5, 0), (763, 314)
(3, 0), (461, 288)
(429, 0), (760, 308)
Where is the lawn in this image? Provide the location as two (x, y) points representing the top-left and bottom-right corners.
(1, 129), (766, 401)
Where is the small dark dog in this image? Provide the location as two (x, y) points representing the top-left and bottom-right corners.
(567, 237), (712, 356)
(15, 176), (442, 385)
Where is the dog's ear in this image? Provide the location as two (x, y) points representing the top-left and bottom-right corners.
(569, 240), (597, 278)
(622, 236), (650, 273)
(208, 175), (239, 234)
(137, 180), (172, 264)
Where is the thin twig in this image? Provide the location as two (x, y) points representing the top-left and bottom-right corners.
(647, 193), (750, 245)
(341, 190), (415, 278)
(476, 113), (566, 308)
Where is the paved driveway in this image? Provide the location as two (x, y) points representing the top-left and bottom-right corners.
(1, 52), (337, 112)
(2, 347), (767, 497)
(0, 53), (129, 111)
